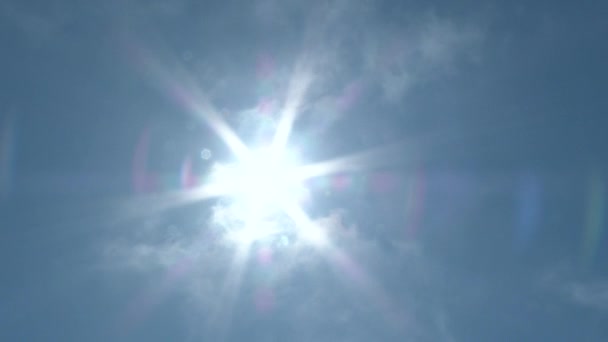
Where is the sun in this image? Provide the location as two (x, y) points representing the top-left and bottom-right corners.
(212, 146), (307, 212)
(140, 60), (336, 248)
(233, 147), (306, 209)
(207, 145), (313, 246)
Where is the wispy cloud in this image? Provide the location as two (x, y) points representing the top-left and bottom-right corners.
(567, 281), (608, 310)
(260, 2), (486, 133)
(101, 201), (442, 340)
(539, 263), (608, 312)
(359, 11), (483, 103)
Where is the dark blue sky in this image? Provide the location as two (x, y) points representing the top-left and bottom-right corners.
(1, 1), (608, 341)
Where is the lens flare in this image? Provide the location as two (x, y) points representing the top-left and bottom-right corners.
(122, 43), (413, 338)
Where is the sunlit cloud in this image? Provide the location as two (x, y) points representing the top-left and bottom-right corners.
(103, 200), (431, 339)
(282, 203), (329, 248)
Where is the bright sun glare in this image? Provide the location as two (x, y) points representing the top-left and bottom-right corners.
(213, 147), (306, 212)
(154, 63), (344, 248)
(209, 146), (315, 246)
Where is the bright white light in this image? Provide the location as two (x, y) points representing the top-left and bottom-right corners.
(212, 146), (307, 216)
(209, 147), (308, 247)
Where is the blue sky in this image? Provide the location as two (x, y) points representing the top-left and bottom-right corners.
(1, 1), (608, 341)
